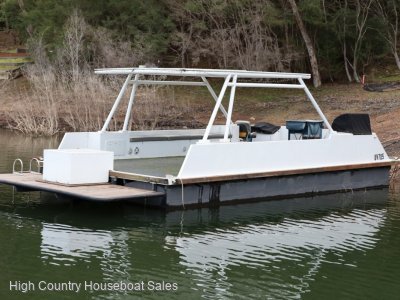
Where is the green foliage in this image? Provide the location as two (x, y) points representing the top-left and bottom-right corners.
(1, 0), (71, 47)
(80, 0), (174, 58)
(299, 0), (324, 26)
(1, 0), (173, 58)
(296, 0), (390, 81)
(0, 0), (398, 81)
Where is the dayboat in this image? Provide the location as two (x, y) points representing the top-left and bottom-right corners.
(0, 67), (395, 208)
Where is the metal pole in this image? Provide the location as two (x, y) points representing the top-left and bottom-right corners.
(298, 78), (333, 132)
(223, 75), (237, 141)
(201, 75), (232, 142)
(201, 76), (230, 120)
(228, 82), (304, 89)
(131, 80), (207, 86)
(122, 74), (140, 131)
(101, 73), (133, 132)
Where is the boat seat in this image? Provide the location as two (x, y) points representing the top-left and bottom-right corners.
(286, 120), (323, 140)
(303, 121), (324, 139)
(235, 120), (254, 141)
(251, 122), (280, 134)
(332, 113), (372, 135)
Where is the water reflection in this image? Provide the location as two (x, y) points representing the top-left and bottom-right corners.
(163, 192), (388, 299)
(40, 223), (133, 285)
(168, 209), (384, 298)
(171, 209), (384, 267)
(7, 190), (386, 299)
(41, 223), (115, 258)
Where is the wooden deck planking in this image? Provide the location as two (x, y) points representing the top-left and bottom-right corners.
(109, 170), (169, 184)
(0, 173), (164, 201)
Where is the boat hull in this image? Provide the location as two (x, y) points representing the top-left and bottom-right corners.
(124, 165), (391, 209)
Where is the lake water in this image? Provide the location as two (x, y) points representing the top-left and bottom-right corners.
(0, 128), (399, 299)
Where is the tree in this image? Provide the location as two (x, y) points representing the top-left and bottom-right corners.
(348, 0), (373, 82)
(287, 0), (321, 87)
(374, 0), (400, 70)
(1, 0), (173, 61)
(1, 0), (398, 82)
(168, 0), (296, 71)
(62, 10), (87, 82)
(332, 0), (354, 82)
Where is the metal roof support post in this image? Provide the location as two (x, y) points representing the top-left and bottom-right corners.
(201, 76), (229, 120)
(223, 75), (238, 141)
(201, 74), (232, 142)
(122, 74), (140, 131)
(298, 78), (333, 133)
(101, 73), (133, 132)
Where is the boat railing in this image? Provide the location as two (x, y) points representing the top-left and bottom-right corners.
(94, 67), (334, 142)
(29, 157), (43, 174)
(12, 158), (24, 174)
(12, 157), (43, 175)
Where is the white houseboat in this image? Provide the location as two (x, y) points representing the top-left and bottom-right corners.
(0, 68), (394, 208)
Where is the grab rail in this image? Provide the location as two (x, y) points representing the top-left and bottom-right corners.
(12, 159), (24, 174)
(29, 157), (43, 174)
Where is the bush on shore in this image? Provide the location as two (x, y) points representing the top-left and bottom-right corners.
(5, 11), (194, 136)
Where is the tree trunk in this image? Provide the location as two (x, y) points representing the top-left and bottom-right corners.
(352, 57), (360, 83)
(342, 0), (352, 82)
(394, 50), (400, 70)
(288, 0), (321, 87)
(17, 0), (27, 13)
(343, 43), (352, 82)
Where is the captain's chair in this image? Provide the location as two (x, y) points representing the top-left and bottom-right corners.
(235, 120), (253, 141)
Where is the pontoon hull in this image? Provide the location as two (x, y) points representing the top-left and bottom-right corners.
(124, 165), (391, 209)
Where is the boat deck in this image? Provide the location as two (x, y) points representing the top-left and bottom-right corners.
(0, 173), (165, 201)
(114, 157), (184, 177)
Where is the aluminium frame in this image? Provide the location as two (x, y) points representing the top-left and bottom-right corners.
(95, 67), (333, 139)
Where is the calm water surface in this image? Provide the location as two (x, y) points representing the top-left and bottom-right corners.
(0, 128), (399, 299)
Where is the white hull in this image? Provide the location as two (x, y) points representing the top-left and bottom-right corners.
(58, 127), (391, 185)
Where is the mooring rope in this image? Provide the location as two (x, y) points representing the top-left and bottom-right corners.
(180, 179), (185, 209)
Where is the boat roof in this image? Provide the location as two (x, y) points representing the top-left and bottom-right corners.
(94, 67), (311, 80)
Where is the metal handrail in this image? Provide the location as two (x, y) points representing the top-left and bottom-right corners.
(12, 159), (24, 174)
(29, 157), (43, 174)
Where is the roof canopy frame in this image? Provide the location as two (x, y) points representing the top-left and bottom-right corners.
(95, 67), (311, 80)
(96, 67), (332, 137)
